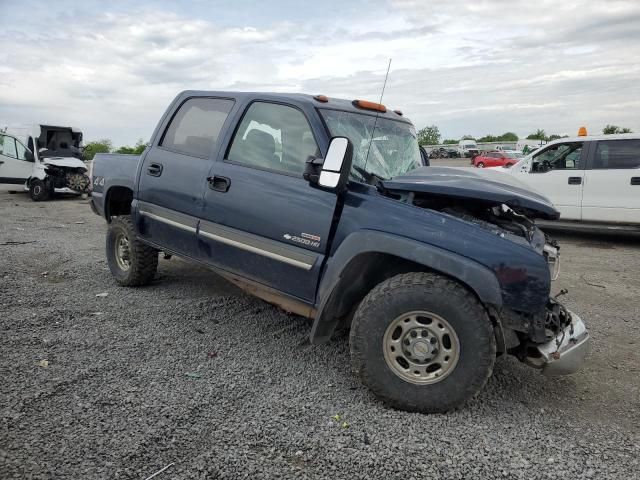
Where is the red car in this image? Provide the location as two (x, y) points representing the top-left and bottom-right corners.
(472, 151), (523, 168)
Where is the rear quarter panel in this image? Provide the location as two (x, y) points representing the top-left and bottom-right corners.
(90, 153), (142, 218)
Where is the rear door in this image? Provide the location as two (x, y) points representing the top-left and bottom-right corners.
(0, 134), (33, 184)
(581, 138), (640, 223)
(136, 96), (235, 258)
(198, 100), (337, 302)
(518, 141), (586, 220)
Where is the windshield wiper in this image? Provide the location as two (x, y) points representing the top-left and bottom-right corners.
(353, 165), (385, 186)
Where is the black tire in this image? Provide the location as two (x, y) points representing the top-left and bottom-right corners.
(476, 162), (485, 168)
(106, 216), (158, 286)
(29, 179), (50, 202)
(350, 272), (496, 413)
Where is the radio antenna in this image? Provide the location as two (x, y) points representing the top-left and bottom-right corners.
(363, 58), (392, 175)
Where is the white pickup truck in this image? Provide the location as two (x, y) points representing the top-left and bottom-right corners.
(498, 133), (640, 230)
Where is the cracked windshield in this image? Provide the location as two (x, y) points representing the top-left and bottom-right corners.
(320, 109), (422, 181)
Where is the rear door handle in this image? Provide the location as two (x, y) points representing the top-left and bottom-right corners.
(568, 176), (582, 185)
(147, 163), (163, 177)
(631, 177), (640, 185)
(207, 175), (231, 192)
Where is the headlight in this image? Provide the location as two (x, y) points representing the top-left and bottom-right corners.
(543, 244), (560, 281)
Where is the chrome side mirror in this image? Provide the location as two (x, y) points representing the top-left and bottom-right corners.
(304, 136), (353, 191)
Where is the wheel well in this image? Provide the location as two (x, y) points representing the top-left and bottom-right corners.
(312, 252), (495, 343)
(105, 186), (133, 221)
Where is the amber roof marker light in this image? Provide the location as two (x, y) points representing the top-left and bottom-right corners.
(578, 126), (588, 136)
(313, 94), (329, 103)
(353, 99), (387, 113)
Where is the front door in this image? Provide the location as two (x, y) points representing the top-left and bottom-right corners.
(517, 141), (586, 220)
(582, 139), (640, 223)
(136, 96), (235, 258)
(0, 134), (34, 184)
(198, 100), (337, 302)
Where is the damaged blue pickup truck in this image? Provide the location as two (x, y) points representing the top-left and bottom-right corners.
(90, 91), (589, 413)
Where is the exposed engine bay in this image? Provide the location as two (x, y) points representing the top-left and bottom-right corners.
(44, 163), (91, 194)
(384, 187), (570, 350)
(33, 126), (90, 196)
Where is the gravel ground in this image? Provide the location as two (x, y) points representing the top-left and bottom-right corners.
(1, 186), (639, 479)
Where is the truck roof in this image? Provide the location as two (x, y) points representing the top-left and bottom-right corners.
(178, 90), (413, 124)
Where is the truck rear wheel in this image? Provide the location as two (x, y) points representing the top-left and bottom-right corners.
(349, 272), (496, 413)
(106, 216), (158, 286)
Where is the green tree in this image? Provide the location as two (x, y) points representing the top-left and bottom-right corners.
(115, 138), (147, 155)
(526, 129), (547, 141)
(477, 134), (497, 143)
(498, 132), (518, 142)
(84, 139), (112, 160)
(461, 135), (476, 141)
(442, 139), (458, 144)
(547, 134), (562, 141)
(603, 125), (632, 134)
(417, 125), (441, 145)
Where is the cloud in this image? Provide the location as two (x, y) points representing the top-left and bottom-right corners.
(0, 0), (638, 145)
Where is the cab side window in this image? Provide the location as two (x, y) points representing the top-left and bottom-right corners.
(593, 140), (640, 169)
(227, 102), (320, 176)
(160, 97), (235, 158)
(0, 135), (17, 158)
(532, 143), (583, 172)
(16, 140), (32, 161)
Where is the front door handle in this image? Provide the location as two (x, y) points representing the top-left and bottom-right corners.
(207, 175), (231, 192)
(568, 176), (582, 185)
(147, 163), (163, 177)
(631, 177), (640, 185)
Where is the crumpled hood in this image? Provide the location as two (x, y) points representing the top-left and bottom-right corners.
(381, 166), (559, 220)
(42, 157), (88, 171)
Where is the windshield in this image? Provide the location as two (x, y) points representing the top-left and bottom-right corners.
(320, 109), (422, 181)
(465, 144), (478, 149)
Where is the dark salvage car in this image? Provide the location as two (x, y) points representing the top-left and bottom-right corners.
(90, 91), (589, 413)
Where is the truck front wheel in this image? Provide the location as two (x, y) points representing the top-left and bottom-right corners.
(349, 272), (496, 413)
(29, 179), (51, 201)
(106, 216), (158, 286)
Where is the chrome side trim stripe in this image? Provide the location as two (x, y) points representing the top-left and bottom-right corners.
(139, 210), (197, 233)
(199, 221), (318, 271)
(200, 230), (314, 270)
(137, 201), (318, 271)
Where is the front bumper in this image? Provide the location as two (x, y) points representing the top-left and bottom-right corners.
(526, 310), (590, 376)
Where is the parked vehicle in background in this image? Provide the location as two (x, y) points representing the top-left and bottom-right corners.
(90, 90), (588, 413)
(428, 147), (459, 159)
(495, 145), (519, 153)
(0, 125), (90, 201)
(457, 139), (480, 158)
(473, 151), (523, 168)
(504, 132), (640, 229)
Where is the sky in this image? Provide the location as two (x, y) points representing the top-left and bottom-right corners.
(1, 0), (639, 147)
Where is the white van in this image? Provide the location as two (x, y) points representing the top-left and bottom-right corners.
(457, 139), (480, 158)
(0, 125), (90, 201)
(502, 132), (640, 229)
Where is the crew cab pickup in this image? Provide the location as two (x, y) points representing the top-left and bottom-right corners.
(496, 133), (640, 230)
(91, 91), (589, 413)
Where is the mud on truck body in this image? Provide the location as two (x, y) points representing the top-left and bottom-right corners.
(0, 125), (90, 201)
(90, 91), (589, 413)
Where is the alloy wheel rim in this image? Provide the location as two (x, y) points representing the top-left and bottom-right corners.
(382, 310), (460, 385)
